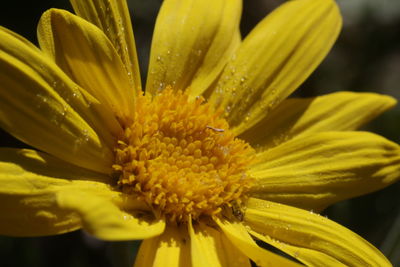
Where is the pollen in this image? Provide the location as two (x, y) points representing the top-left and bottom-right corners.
(113, 87), (255, 222)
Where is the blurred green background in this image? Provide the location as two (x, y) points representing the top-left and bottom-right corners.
(0, 0), (399, 266)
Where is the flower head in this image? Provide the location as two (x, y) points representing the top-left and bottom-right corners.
(113, 87), (256, 222)
(0, 0), (399, 266)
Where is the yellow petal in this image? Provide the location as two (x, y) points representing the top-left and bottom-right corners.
(239, 92), (396, 150)
(244, 198), (392, 266)
(214, 218), (301, 267)
(188, 220), (250, 267)
(0, 26), (41, 52)
(0, 26), (121, 173)
(208, 0), (342, 135)
(38, 8), (135, 123)
(134, 226), (191, 267)
(250, 231), (346, 267)
(0, 148), (113, 236)
(69, 0), (141, 93)
(249, 131), (400, 211)
(146, 0), (242, 97)
(219, 228), (252, 267)
(57, 189), (165, 241)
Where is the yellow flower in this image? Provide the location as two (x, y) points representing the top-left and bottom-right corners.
(0, 0), (399, 266)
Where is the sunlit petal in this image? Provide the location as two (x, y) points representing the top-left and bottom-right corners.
(208, 0), (342, 135)
(245, 198), (392, 266)
(146, 0), (241, 97)
(134, 226), (191, 267)
(0, 148), (113, 236)
(249, 131), (400, 211)
(57, 189), (165, 241)
(38, 8), (135, 123)
(188, 220), (250, 267)
(70, 0), (142, 93)
(0, 26), (121, 173)
(215, 218), (301, 266)
(239, 92), (396, 150)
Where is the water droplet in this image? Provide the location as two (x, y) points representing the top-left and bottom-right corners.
(158, 82), (165, 91)
(61, 105), (67, 116)
(35, 94), (48, 108)
(74, 129), (91, 151)
(84, 99), (91, 108)
(83, 135), (90, 143)
(245, 112), (251, 121)
(123, 215), (133, 220)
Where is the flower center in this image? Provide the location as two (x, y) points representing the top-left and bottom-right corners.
(113, 87), (254, 222)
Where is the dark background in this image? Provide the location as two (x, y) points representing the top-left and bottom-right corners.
(0, 0), (399, 266)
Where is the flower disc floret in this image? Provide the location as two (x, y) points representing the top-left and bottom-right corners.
(113, 87), (255, 222)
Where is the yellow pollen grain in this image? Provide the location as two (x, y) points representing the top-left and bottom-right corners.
(113, 87), (255, 222)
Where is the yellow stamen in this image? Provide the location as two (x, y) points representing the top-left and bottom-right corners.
(113, 87), (254, 222)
